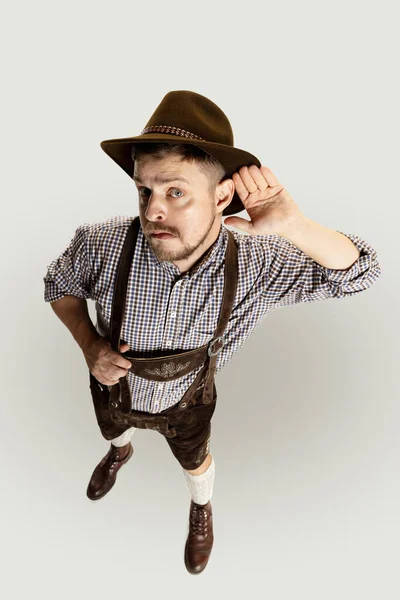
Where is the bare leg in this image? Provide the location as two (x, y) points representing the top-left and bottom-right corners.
(186, 453), (212, 476)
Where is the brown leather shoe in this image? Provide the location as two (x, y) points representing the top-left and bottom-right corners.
(184, 500), (214, 574)
(86, 442), (134, 501)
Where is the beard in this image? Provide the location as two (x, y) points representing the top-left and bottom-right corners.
(148, 205), (218, 264)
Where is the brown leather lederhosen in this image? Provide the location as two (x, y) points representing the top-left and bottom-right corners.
(88, 216), (238, 453)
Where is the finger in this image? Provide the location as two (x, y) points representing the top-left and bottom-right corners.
(238, 166), (259, 193)
(106, 367), (130, 385)
(106, 379), (122, 387)
(96, 374), (120, 386)
(248, 164), (271, 189)
(259, 165), (280, 187)
(232, 172), (251, 200)
(111, 352), (132, 369)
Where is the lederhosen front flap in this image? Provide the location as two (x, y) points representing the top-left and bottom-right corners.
(102, 216), (238, 414)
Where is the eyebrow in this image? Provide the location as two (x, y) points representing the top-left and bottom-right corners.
(133, 174), (191, 185)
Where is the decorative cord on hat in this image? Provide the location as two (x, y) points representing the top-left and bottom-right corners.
(140, 125), (205, 140)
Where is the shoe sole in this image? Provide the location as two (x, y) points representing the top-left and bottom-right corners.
(86, 443), (134, 501)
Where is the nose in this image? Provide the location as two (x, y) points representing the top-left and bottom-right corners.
(142, 191), (168, 222)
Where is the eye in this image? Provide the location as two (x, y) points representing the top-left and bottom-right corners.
(170, 188), (184, 198)
(138, 187), (184, 198)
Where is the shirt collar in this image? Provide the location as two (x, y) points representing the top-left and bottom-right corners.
(141, 223), (227, 280)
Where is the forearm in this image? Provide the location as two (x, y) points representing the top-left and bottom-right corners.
(280, 216), (361, 270)
(50, 295), (101, 351)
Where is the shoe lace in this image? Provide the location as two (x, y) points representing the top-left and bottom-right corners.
(189, 505), (208, 537)
(102, 446), (129, 472)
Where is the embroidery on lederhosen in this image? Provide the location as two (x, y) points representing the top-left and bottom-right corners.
(144, 361), (190, 377)
(194, 435), (211, 465)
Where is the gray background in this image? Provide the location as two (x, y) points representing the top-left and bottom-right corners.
(1, 0), (397, 597)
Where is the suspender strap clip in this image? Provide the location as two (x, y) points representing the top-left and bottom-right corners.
(208, 336), (225, 357)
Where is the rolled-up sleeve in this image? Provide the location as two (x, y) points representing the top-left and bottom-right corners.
(260, 230), (382, 309)
(43, 224), (93, 303)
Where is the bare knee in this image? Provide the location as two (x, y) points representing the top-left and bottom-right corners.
(186, 452), (212, 475)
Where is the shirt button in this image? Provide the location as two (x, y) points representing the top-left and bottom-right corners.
(170, 312), (176, 318)
(166, 339), (172, 345)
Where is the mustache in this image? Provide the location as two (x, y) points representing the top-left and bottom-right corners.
(147, 229), (176, 235)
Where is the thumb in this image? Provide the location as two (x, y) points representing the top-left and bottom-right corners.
(224, 217), (252, 234)
(119, 342), (130, 352)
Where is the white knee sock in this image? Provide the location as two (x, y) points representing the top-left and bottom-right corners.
(111, 427), (136, 447)
(182, 456), (215, 505)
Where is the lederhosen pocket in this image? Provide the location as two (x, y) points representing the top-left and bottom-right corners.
(89, 372), (133, 440)
(162, 390), (217, 470)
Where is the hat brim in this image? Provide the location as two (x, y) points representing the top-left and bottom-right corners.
(100, 133), (261, 216)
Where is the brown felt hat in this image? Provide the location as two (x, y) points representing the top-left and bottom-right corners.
(100, 89), (261, 216)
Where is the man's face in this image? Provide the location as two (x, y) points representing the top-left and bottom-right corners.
(134, 154), (232, 267)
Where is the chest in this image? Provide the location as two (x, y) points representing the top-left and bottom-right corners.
(94, 266), (226, 352)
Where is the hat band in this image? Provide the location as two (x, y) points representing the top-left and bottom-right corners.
(140, 125), (205, 140)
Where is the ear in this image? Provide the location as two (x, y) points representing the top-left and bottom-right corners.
(216, 178), (235, 209)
